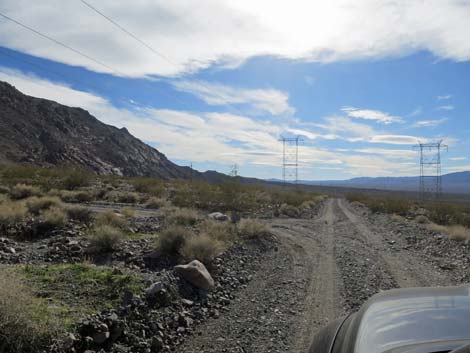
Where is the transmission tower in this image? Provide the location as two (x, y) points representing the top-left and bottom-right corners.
(229, 164), (238, 177)
(279, 136), (302, 184)
(413, 140), (448, 199)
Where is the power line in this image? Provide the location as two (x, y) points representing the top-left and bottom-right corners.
(0, 11), (118, 75)
(0, 10), (188, 105)
(0, 47), (132, 105)
(78, 0), (246, 117)
(80, 0), (174, 65)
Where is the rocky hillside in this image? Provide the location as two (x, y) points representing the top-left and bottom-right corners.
(0, 80), (193, 179)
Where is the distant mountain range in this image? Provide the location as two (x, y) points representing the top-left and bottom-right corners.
(274, 171), (470, 194)
(0, 80), (250, 183)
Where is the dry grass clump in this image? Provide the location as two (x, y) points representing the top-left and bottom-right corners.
(0, 194), (9, 204)
(65, 205), (93, 223)
(199, 219), (235, 242)
(415, 215), (430, 224)
(279, 203), (300, 217)
(121, 207), (135, 218)
(0, 201), (28, 227)
(181, 234), (222, 266)
(238, 219), (270, 239)
(40, 207), (68, 229)
(164, 207), (200, 226)
(9, 183), (41, 200)
(145, 197), (169, 209)
(155, 225), (192, 256)
(88, 225), (124, 252)
(427, 223), (470, 241)
(26, 196), (62, 215)
(52, 189), (95, 203)
(95, 210), (127, 229)
(0, 268), (61, 353)
(105, 191), (139, 204)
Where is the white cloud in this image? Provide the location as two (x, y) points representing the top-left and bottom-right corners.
(370, 135), (423, 145)
(0, 67), (105, 108)
(409, 106), (422, 117)
(437, 105), (454, 111)
(341, 107), (403, 124)
(412, 118), (448, 127)
(172, 80), (294, 115)
(449, 157), (467, 161)
(0, 66), (445, 178)
(1, 0), (470, 77)
(437, 95), (452, 100)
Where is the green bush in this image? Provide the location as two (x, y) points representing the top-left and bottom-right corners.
(156, 225), (192, 256)
(131, 177), (164, 196)
(88, 225), (124, 252)
(61, 170), (92, 190)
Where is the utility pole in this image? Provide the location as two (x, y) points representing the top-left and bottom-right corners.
(229, 164), (238, 177)
(279, 136), (302, 185)
(413, 140), (448, 199)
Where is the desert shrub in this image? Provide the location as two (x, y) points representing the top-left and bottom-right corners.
(61, 170), (92, 190)
(105, 191), (139, 204)
(165, 207), (200, 226)
(0, 201), (27, 226)
(88, 225), (125, 252)
(180, 234), (222, 266)
(0, 268), (61, 353)
(65, 205), (93, 223)
(415, 215), (430, 224)
(300, 200), (316, 209)
(40, 207), (68, 229)
(238, 219), (270, 239)
(446, 225), (470, 241)
(199, 219), (235, 242)
(145, 197), (169, 209)
(54, 189), (94, 203)
(156, 225), (192, 256)
(131, 177), (164, 196)
(9, 184), (41, 200)
(346, 192), (367, 203)
(279, 203), (300, 217)
(427, 223), (470, 241)
(26, 196), (62, 215)
(121, 207), (135, 218)
(95, 210), (127, 229)
(0, 194), (9, 204)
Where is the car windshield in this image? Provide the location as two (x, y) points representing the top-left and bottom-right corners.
(355, 287), (470, 353)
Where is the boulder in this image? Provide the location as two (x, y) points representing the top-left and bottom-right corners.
(174, 260), (214, 290)
(208, 212), (228, 222)
(145, 281), (172, 306)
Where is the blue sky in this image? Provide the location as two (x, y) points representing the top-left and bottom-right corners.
(0, 0), (469, 180)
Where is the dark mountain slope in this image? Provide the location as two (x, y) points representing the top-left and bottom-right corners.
(0, 80), (194, 179)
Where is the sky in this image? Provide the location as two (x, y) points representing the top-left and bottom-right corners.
(0, 0), (469, 180)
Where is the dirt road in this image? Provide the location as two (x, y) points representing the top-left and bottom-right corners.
(179, 198), (459, 353)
